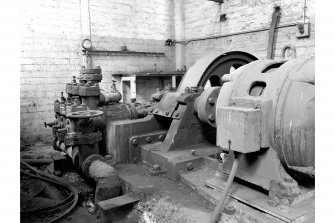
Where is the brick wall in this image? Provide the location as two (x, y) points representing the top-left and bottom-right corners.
(20, 0), (314, 144)
(184, 0), (315, 67)
(20, 0), (82, 143)
(89, 0), (175, 91)
(20, 0), (175, 143)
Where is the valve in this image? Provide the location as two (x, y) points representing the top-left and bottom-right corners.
(111, 80), (117, 92)
(44, 121), (56, 128)
(72, 76), (77, 83)
(60, 92), (66, 102)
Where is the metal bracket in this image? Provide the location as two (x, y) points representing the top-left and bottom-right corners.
(296, 23), (310, 38)
(129, 131), (167, 163)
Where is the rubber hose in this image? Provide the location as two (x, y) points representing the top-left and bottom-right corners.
(20, 170), (74, 215)
(20, 162), (78, 223)
(209, 152), (241, 223)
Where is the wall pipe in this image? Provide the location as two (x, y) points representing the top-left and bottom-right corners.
(302, 0), (307, 24)
(176, 23), (297, 45)
(174, 0), (186, 88)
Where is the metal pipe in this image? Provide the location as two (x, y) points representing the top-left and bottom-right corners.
(82, 154), (116, 182)
(20, 159), (53, 166)
(86, 50), (165, 57)
(303, 0), (307, 24)
(99, 90), (122, 104)
(209, 152), (241, 223)
(174, 0), (186, 88)
(176, 23), (297, 44)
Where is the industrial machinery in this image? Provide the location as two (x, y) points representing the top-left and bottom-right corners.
(45, 66), (150, 172)
(46, 51), (314, 222)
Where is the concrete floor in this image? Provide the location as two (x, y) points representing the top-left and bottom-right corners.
(20, 143), (314, 223)
(20, 143), (215, 223)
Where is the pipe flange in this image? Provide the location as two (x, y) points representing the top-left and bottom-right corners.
(79, 73), (103, 82)
(82, 154), (104, 178)
(64, 132), (102, 146)
(195, 87), (221, 127)
(66, 110), (104, 119)
(80, 67), (102, 75)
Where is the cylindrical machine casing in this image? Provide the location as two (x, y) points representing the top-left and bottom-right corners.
(99, 90), (122, 104)
(216, 57), (315, 182)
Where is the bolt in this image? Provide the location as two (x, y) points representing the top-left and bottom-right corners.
(190, 86), (198, 93)
(298, 23), (304, 34)
(165, 111), (169, 115)
(279, 205), (289, 213)
(146, 137), (152, 143)
(208, 114), (215, 122)
(223, 205), (236, 215)
(165, 84), (172, 91)
(186, 163), (193, 171)
(280, 198), (290, 206)
(153, 164), (161, 171)
(132, 139), (138, 146)
(284, 177), (294, 183)
(158, 135), (165, 141)
(191, 150), (196, 155)
(208, 97), (215, 105)
(175, 112), (179, 117)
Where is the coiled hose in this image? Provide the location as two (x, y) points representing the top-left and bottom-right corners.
(20, 162), (78, 223)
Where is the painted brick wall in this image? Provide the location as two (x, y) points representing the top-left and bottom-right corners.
(20, 0), (175, 144)
(89, 0), (175, 92)
(20, 0), (82, 143)
(184, 0), (315, 67)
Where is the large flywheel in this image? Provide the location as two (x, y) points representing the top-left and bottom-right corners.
(177, 51), (257, 92)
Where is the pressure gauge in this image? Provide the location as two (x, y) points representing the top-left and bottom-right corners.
(81, 39), (92, 50)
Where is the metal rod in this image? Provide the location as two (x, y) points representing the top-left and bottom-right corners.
(209, 152), (241, 223)
(86, 50), (165, 57)
(267, 6), (281, 59)
(20, 159), (53, 166)
(176, 23), (297, 44)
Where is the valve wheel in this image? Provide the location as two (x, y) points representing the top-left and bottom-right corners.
(66, 110), (104, 118)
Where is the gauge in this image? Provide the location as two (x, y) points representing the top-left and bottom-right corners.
(81, 39), (92, 50)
